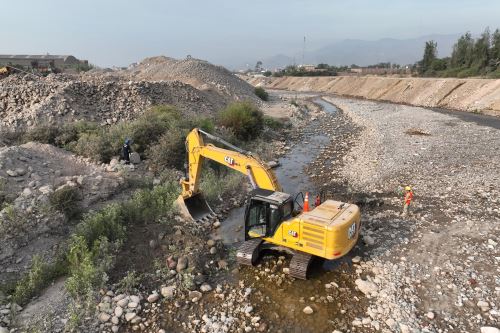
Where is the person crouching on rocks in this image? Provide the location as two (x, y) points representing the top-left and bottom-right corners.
(122, 138), (132, 164)
(402, 186), (414, 217)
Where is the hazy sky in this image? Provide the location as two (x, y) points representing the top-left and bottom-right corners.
(2, 0), (499, 67)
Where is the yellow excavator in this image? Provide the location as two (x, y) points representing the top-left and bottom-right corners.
(176, 128), (361, 279)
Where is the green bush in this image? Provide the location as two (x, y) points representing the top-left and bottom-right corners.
(263, 116), (284, 130)
(75, 204), (126, 248)
(12, 255), (67, 305)
(24, 125), (61, 145)
(121, 182), (179, 225)
(218, 101), (264, 140)
(146, 127), (186, 172)
(199, 168), (243, 207)
(65, 236), (114, 298)
(49, 186), (82, 219)
(254, 87), (269, 101)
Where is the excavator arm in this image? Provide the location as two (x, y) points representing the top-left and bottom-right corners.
(177, 128), (282, 220)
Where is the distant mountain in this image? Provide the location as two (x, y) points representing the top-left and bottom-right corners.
(255, 34), (460, 70)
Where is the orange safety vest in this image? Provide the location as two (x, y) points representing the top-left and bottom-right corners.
(404, 191), (414, 205)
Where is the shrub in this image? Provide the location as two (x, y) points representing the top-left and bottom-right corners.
(75, 204), (126, 248)
(121, 182), (179, 225)
(12, 255), (67, 305)
(55, 121), (99, 147)
(65, 236), (114, 298)
(146, 127), (186, 172)
(218, 101), (264, 140)
(24, 125), (61, 145)
(254, 87), (269, 101)
(200, 168), (243, 207)
(263, 116), (284, 130)
(49, 186), (82, 219)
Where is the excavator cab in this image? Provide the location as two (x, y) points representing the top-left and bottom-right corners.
(244, 189), (293, 240)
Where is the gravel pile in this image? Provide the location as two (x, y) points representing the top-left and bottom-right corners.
(0, 74), (223, 129)
(118, 56), (258, 102)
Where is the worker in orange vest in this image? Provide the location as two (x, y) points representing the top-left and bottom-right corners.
(402, 186), (414, 216)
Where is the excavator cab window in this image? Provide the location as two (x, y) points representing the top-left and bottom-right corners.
(246, 200), (269, 238)
(245, 197), (293, 240)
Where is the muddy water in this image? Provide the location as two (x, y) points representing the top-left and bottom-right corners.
(215, 98), (364, 333)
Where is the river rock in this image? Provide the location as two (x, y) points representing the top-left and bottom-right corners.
(176, 256), (188, 272)
(99, 312), (111, 323)
(481, 327), (500, 333)
(303, 306), (313, 314)
(355, 279), (378, 296)
(147, 293), (159, 303)
(189, 290), (202, 301)
(130, 152), (141, 164)
(114, 306), (123, 317)
(161, 286), (176, 299)
(125, 312), (137, 322)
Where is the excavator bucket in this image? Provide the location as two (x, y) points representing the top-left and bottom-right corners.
(175, 193), (214, 221)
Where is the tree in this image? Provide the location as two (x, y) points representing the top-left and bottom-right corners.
(255, 61), (263, 72)
(421, 40), (438, 73)
(491, 29), (500, 67)
(451, 32), (475, 68)
(472, 27), (491, 70)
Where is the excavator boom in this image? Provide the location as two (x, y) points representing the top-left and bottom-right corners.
(177, 128), (281, 220)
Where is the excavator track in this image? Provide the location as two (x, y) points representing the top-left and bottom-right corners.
(289, 252), (314, 280)
(236, 239), (263, 266)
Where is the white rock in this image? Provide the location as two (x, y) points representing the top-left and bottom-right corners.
(130, 295), (140, 303)
(161, 286), (176, 298)
(426, 311), (435, 319)
(481, 327), (500, 333)
(128, 301), (138, 308)
(477, 300), (490, 311)
(352, 256), (361, 263)
(385, 318), (396, 328)
(125, 312), (137, 322)
(98, 312), (111, 323)
(117, 298), (128, 308)
(111, 326), (119, 333)
(147, 293), (159, 303)
(0, 327), (8, 333)
(303, 306), (313, 315)
(114, 306), (123, 317)
(355, 278), (378, 295)
(200, 283), (212, 292)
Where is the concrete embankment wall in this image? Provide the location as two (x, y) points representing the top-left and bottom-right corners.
(247, 76), (500, 116)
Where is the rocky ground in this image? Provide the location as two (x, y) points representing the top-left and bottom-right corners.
(0, 142), (128, 286)
(1, 80), (499, 333)
(311, 96), (500, 332)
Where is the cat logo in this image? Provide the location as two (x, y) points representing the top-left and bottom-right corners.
(224, 156), (236, 166)
(288, 230), (298, 238)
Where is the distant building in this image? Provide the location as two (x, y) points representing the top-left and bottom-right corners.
(0, 54), (88, 72)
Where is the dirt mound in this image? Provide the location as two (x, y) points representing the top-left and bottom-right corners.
(246, 75), (500, 116)
(122, 56), (257, 102)
(0, 142), (123, 284)
(0, 74), (224, 129)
